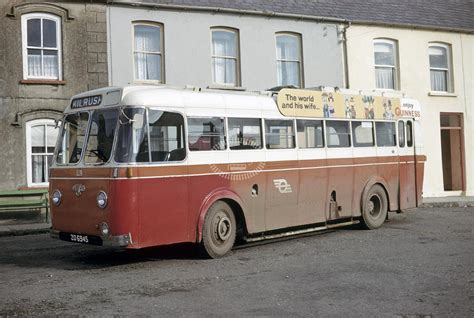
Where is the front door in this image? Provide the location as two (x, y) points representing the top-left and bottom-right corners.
(440, 113), (465, 192)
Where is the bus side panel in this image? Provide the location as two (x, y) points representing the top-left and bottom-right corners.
(377, 156), (400, 211)
(297, 161), (328, 225)
(112, 179), (140, 246)
(352, 157), (379, 217)
(136, 175), (190, 248)
(326, 158), (354, 220)
(416, 155), (426, 206)
(399, 155), (417, 210)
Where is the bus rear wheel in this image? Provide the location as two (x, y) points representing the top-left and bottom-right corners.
(200, 201), (236, 258)
(361, 184), (388, 230)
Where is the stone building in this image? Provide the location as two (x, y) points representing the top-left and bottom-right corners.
(0, 0), (108, 190)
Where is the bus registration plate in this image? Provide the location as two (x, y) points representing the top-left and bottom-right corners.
(59, 232), (102, 246)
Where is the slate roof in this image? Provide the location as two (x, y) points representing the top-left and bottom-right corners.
(114, 0), (474, 32)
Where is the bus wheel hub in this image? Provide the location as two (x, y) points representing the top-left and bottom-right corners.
(217, 216), (231, 241)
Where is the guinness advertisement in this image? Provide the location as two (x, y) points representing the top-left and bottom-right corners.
(71, 95), (102, 109)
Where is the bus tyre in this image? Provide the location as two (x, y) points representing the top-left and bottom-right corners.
(361, 185), (388, 230)
(200, 201), (236, 258)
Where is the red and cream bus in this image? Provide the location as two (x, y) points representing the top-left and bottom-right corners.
(49, 85), (425, 258)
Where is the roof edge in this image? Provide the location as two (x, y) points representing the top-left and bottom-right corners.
(351, 20), (474, 35)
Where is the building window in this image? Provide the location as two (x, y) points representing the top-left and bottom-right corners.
(373, 39), (398, 90)
(211, 28), (240, 86)
(429, 43), (452, 92)
(133, 23), (164, 82)
(276, 33), (303, 87)
(26, 119), (59, 187)
(21, 13), (62, 80)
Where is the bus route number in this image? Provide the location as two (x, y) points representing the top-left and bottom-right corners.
(70, 234), (89, 243)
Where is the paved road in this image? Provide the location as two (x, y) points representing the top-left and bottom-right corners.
(0, 207), (472, 317)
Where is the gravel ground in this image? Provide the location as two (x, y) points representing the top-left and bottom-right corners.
(0, 207), (472, 317)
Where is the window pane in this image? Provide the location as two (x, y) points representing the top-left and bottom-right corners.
(148, 110), (185, 161)
(56, 112), (89, 164)
(212, 57), (236, 84)
(406, 121), (413, 147)
(398, 121), (405, 147)
(188, 117), (226, 151)
(115, 108), (149, 163)
(374, 41), (395, 66)
(27, 49), (42, 77)
(376, 122), (396, 147)
(43, 50), (59, 78)
(46, 124), (59, 153)
(277, 61), (300, 87)
(228, 118), (262, 150)
(84, 110), (118, 164)
(297, 120), (324, 148)
(134, 52), (161, 81)
(32, 155), (46, 183)
(276, 35), (299, 60)
(265, 119), (295, 149)
(352, 121), (374, 147)
(326, 121), (351, 148)
(375, 67), (394, 89)
(27, 19), (41, 47)
(212, 31), (237, 57)
(430, 70), (447, 91)
(31, 125), (46, 153)
(43, 19), (57, 48)
(429, 46), (448, 68)
(134, 25), (161, 52)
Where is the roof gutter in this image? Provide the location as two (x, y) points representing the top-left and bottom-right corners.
(350, 20), (474, 35)
(106, 0), (348, 24)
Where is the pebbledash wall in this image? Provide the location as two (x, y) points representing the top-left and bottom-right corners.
(107, 5), (344, 90)
(346, 26), (473, 197)
(0, 1), (108, 191)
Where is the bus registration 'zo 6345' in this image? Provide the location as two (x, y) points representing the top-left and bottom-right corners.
(49, 85), (425, 258)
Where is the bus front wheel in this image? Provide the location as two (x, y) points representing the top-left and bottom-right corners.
(200, 201), (236, 258)
(361, 184), (388, 229)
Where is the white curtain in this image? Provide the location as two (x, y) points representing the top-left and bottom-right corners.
(212, 31), (237, 84)
(277, 61), (300, 87)
(375, 67), (394, 89)
(212, 57), (236, 84)
(276, 35), (301, 87)
(27, 51), (58, 78)
(431, 70), (447, 91)
(43, 53), (58, 78)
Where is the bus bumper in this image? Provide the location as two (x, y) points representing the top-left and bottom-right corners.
(50, 230), (131, 247)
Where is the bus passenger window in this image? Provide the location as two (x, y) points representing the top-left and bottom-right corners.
(148, 110), (185, 162)
(297, 120), (324, 148)
(265, 119), (295, 149)
(352, 121), (374, 147)
(188, 117), (226, 151)
(375, 122), (396, 147)
(228, 118), (262, 150)
(326, 121), (351, 148)
(398, 121), (405, 147)
(406, 121), (413, 147)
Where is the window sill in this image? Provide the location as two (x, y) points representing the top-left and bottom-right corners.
(20, 79), (66, 85)
(428, 91), (457, 97)
(207, 84), (246, 91)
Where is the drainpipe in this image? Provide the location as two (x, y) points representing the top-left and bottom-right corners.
(338, 22), (351, 89)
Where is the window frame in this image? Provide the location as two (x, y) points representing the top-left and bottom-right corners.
(373, 38), (399, 90)
(296, 119), (324, 148)
(227, 117), (263, 150)
(25, 118), (59, 187)
(428, 42), (453, 93)
(132, 21), (165, 83)
(210, 27), (241, 87)
(264, 119), (296, 150)
(21, 12), (62, 80)
(275, 32), (304, 88)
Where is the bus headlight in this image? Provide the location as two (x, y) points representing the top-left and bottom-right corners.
(97, 191), (108, 209)
(52, 190), (62, 206)
(100, 222), (110, 236)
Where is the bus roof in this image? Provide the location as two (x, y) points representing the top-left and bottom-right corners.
(65, 85), (421, 120)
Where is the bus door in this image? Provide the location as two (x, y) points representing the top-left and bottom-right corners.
(398, 120), (417, 209)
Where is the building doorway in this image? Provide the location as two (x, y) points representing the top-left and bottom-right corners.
(440, 113), (465, 191)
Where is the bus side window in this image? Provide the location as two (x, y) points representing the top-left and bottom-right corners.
(265, 119), (296, 149)
(326, 120), (351, 148)
(398, 121), (405, 147)
(228, 118), (262, 150)
(187, 117), (226, 151)
(148, 110), (186, 162)
(375, 122), (396, 147)
(352, 121), (374, 147)
(297, 119), (324, 148)
(406, 121), (413, 147)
